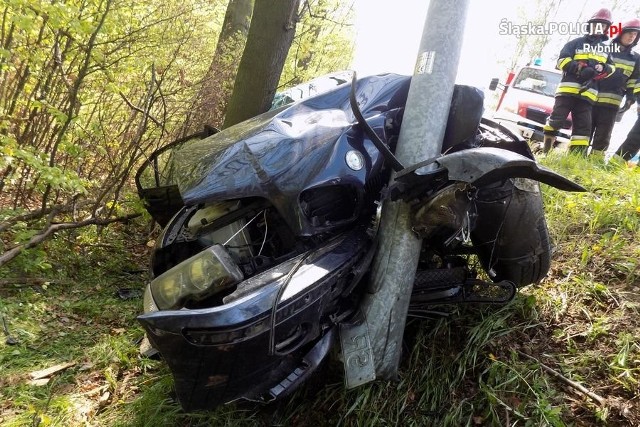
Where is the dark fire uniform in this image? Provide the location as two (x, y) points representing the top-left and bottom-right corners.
(591, 23), (640, 153)
(543, 9), (616, 154)
(616, 116), (640, 160)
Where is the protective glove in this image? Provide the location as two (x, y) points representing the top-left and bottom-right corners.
(619, 99), (634, 120)
(579, 66), (597, 80)
(618, 92), (636, 122)
(625, 90), (636, 105)
(565, 60), (580, 74)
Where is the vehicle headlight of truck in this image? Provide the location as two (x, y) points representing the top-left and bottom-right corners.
(145, 245), (244, 311)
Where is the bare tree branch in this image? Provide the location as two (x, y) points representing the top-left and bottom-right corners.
(299, 0), (354, 26)
(118, 91), (162, 127)
(517, 350), (606, 406)
(0, 213), (140, 268)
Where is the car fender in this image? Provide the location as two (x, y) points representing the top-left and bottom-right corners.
(394, 147), (586, 194)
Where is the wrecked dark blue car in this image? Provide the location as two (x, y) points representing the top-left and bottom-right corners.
(134, 73), (584, 411)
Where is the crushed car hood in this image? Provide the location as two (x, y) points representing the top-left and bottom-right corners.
(172, 74), (410, 203)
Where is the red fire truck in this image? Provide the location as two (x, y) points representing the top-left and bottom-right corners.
(489, 64), (572, 148)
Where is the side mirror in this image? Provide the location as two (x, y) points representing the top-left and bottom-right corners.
(489, 78), (500, 91)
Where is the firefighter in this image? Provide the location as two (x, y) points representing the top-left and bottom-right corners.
(543, 8), (616, 154)
(615, 105), (640, 163)
(590, 19), (640, 157)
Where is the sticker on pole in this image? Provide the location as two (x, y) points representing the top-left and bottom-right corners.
(339, 313), (376, 388)
(415, 51), (435, 75)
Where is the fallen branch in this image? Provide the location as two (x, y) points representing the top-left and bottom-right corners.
(29, 362), (76, 380)
(0, 200), (93, 233)
(0, 213), (141, 268)
(517, 350), (606, 406)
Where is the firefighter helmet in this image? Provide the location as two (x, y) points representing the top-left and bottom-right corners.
(588, 8), (613, 25)
(622, 18), (640, 32)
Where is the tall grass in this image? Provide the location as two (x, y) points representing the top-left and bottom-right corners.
(1, 154), (638, 426)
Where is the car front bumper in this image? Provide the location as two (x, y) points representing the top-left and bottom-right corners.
(138, 228), (371, 410)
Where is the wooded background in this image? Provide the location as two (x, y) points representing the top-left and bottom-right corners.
(0, 0), (355, 270)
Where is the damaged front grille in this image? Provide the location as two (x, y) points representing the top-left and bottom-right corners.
(300, 185), (358, 227)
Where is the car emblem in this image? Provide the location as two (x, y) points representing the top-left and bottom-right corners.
(345, 150), (364, 171)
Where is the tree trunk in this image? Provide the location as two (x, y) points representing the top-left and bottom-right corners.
(222, 0), (300, 129)
(184, 0), (253, 133)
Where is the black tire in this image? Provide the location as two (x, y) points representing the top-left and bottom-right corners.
(471, 178), (551, 287)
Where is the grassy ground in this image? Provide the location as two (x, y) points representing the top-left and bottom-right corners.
(1, 154), (638, 426)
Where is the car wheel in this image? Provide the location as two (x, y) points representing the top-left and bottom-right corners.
(471, 178), (551, 287)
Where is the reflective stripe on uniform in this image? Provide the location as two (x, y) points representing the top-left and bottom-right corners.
(602, 63), (616, 78)
(612, 57), (636, 76)
(627, 78), (637, 89)
(570, 135), (589, 146)
(556, 82), (598, 101)
(589, 52), (609, 63)
(558, 82), (583, 90)
(573, 52), (609, 63)
(558, 57), (572, 70)
(595, 92), (624, 106)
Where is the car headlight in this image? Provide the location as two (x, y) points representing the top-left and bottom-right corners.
(143, 284), (159, 313)
(148, 245), (244, 310)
